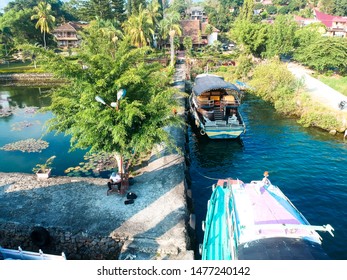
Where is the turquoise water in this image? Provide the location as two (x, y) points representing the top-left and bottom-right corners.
(188, 94), (347, 260)
(0, 87), (86, 176)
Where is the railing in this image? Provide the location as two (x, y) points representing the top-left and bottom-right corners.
(198, 99), (214, 107)
(221, 99), (240, 107)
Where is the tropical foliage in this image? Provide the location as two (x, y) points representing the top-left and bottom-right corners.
(31, 1), (56, 48)
(294, 36), (347, 74)
(33, 20), (184, 172)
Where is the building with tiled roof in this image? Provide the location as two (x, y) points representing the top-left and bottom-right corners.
(314, 9), (347, 37)
(52, 22), (88, 49)
(180, 20), (219, 48)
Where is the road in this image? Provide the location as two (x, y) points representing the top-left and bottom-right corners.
(287, 62), (347, 132)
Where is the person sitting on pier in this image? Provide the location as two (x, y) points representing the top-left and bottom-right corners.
(108, 172), (122, 193)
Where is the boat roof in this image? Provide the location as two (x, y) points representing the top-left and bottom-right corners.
(201, 178), (333, 260)
(226, 179), (323, 244)
(193, 74), (240, 96)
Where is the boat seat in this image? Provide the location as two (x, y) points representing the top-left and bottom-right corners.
(198, 96), (214, 107)
(210, 96), (220, 101)
(210, 95), (220, 106)
(223, 95), (235, 102)
(197, 96), (209, 101)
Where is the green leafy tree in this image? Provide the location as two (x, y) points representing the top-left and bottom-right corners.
(31, 1), (56, 49)
(265, 15), (298, 58)
(320, 0), (335, 14)
(127, 0), (147, 15)
(122, 4), (154, 48)
(111, 0), (126, 22)
(294, 36), (347, 74)
(249, 58), (298, 115)
(0, 7), (45, 46)
(183, 36), (192, 56)
(161, 11), (182, 66)
(265, 5), (277, 15)
(230, 0), (268, 56)
(204, 24), (214, 36)
(33, 23), (184, 174)
(239, 0), (254, 21)
(294, 22), (325, 48)
(231, 19), (268, 56)
(334, 0), (347, 16)
(0, 27), (14, 57)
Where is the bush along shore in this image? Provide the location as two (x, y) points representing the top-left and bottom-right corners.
(245, 59), (347, 136)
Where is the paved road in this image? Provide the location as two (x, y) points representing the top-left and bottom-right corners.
(287, 62), (347, 111)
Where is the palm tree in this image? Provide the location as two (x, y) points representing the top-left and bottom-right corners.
(162, 11), (182, 66)
(31, 1), (56, 49)
(122, 5), (154, 48)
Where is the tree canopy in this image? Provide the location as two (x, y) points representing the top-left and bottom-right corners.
(33, 20), (184, 171)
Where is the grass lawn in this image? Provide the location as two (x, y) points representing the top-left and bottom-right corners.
(0, 61), (43, 73)
(317, 74), (347, 96)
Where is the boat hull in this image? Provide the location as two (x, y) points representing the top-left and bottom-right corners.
(201, 178), (334, 260)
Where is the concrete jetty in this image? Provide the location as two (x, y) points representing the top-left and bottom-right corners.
(0, 62), (194, 260)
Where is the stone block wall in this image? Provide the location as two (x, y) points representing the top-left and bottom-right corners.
(0, 222), (124, 260)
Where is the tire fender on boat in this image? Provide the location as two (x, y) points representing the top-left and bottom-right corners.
(200, 129), (206, 136)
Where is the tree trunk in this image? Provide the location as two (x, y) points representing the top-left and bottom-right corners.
(170, 32), (175, 66)
(114, 153), (126, 174)
(43, 30), (46, 49)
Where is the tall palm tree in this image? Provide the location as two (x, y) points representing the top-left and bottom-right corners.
(122, 5), (154, 48)
(162, 11), (181, 66)
(31, 1), (55, 49)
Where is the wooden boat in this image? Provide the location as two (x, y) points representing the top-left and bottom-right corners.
(200, 173), (335, 260)
(0, 246), (66, 260)
(189, 74), (246, 139)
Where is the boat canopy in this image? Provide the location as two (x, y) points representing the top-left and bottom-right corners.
(193, 75), (240, 96)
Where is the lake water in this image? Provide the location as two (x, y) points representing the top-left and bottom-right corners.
(188, 94), (347, 260)
(0, 86), (87, 176)
(1, 86), (347, 260)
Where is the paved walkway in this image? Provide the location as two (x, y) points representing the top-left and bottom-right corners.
(0, 63), (193, 260)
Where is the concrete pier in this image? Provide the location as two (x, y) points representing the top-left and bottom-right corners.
(0, 62), (194, 260)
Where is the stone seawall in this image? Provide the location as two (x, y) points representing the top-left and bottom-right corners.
(0, 73), (65, 86)
(0, 222), (123, 260)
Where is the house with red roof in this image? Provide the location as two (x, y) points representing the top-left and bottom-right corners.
(314, 9), (347, 37)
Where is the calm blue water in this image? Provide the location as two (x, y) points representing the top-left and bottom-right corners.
(0, 86), (87, 176)
(188, 94), (347, 260)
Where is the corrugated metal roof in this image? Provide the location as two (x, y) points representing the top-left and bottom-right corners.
(192, 74), (239, 96)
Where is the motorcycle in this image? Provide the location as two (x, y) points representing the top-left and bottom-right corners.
(338, 101), (346, 110)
